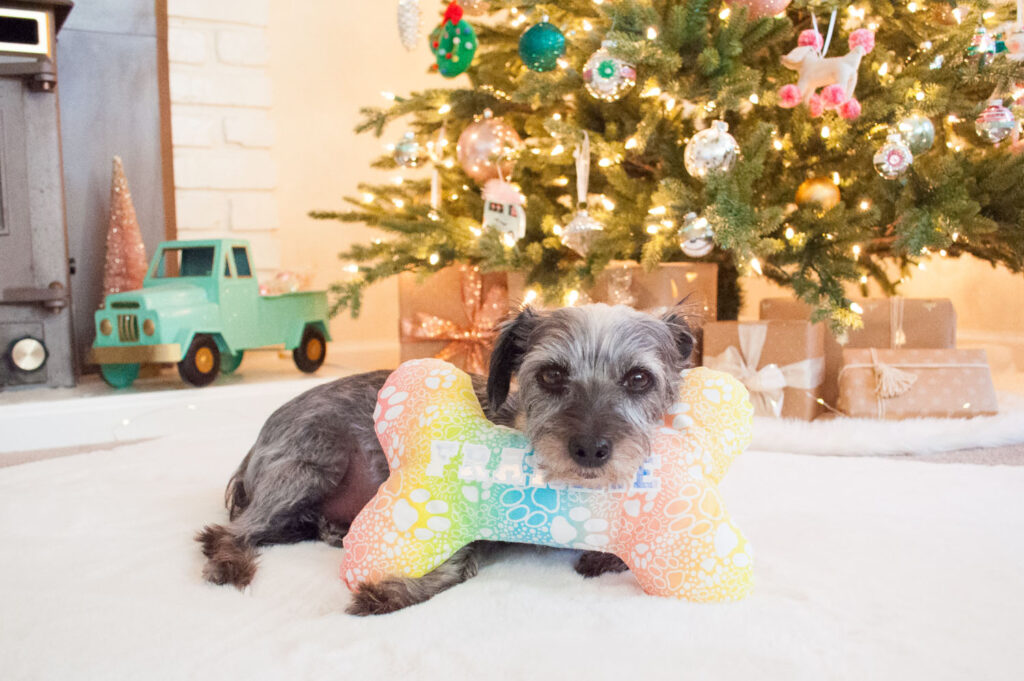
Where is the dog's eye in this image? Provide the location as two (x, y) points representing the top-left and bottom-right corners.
(537, 366), (568, 391)
(623, 368), (654, 394)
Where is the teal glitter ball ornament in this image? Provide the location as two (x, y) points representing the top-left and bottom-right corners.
(430, 2), (477, 78)
(518, 17), (565, 72)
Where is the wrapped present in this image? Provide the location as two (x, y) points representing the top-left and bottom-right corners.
(837, 348), (998, 419)
(703, 320), (826, 420)
(759, 296), (957, 405)
(399, 265), (524, 374)
(591, 261), (718, 320)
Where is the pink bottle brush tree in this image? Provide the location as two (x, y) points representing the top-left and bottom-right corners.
(102, 156), (149, 296)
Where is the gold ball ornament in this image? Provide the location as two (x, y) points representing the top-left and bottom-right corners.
(795, 177), (840, 210)
(456, 109), (524, 184)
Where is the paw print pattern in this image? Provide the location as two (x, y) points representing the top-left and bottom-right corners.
(392, 487), (452, 541)
(374, 384), (410, 435)
(500, 487), (559, 528)
(424, 367), (457, 391)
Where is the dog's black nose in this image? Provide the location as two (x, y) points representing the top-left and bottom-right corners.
(568, 436), (612, 468)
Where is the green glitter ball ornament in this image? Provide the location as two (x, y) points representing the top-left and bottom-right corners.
(518, 17), (565, 72)
(430, 2), (477, 78)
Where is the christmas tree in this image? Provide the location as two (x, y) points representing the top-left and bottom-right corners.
(314, 0), (1024, 328)
(103, 156), (149, 296)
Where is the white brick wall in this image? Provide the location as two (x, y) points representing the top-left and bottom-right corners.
(167, 0), (280, 274)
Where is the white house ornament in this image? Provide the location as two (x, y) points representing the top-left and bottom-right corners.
(393, 132), (421, 167)
(896, 113), (935, 155)
(975, 100), (1016, 144)
(481, 179), (526, 243)
(679, 212), (715, 258)
(873, 133), (913, 180)
(396, 0), (422, 51)
(684, 121), (739, 179)
(456, 109), (523, 184)
(583, 41), (637, 102)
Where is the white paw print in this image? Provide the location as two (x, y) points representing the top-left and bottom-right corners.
(393, 488), (452, 541)
(631, 543), (651, 569)
(666, 401), (693, 431)
(345, 566), (369, 584)
(375, 385), (410, 434)
(424, 368), (457, 391)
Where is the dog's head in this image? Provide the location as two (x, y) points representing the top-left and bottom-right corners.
(780, 45), (818, 70)
(487, 303), (696, 488)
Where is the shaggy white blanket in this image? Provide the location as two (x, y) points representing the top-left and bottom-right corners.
(1, 417), (1022, 680)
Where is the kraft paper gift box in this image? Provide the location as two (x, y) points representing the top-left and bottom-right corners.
(837, 348), (998, 419)
(591, 261), (719, 320)
(759, 297), (957, 406)
(398, 265), (524, 374)
(702, 320), (826, 420)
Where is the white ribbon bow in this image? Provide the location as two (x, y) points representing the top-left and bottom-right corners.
(705, 324), (825, 418)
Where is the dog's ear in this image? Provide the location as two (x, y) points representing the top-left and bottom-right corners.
(660, 302), (697, 364)
(488, 306), (538, 410)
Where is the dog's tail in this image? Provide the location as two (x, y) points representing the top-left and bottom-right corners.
(196, 524), (258, 588)
(225, 447), (255, 521)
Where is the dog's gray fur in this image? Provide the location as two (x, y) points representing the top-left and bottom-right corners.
(197, 303), (694, 615)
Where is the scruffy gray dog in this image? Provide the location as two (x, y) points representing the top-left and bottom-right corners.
(197, 303), (695, 615)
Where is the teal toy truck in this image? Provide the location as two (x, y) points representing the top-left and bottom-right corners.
(89, 239), (330, 388)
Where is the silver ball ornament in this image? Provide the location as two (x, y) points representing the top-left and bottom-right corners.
(583, 41), (637, 102)
(561, 209), (604, 256)
(456, 109), (524, 184)
(678, 212), (715, 258)
(393, 132), (421, 168)
(873, 133), (913, 180)
(896, 113), (935, 155)
(975, 99), (1016, 144)
(684, 121), (739, 179)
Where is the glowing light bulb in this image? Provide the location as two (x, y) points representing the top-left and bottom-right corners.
(821, 126), (831, 139)
(785, 227), (795, 240)
(664, 97), (676, 111)
(502, 232), (517, 247)
(646, 223), (659, 234)
(646, 26), (658, 40)
(392, 176), (404, 185)
(437, 104), (451, 114)
(552, 113), (562, 121)
(831, 172), (841, 185)
(915, 91), (925, 101)
(907, 2), (918, 13)
(381, 91), (396, 100)
(859, 200), (871, 211)
(773, 139), (784, 150)
(566, 289), (580, 306)
(878, 62), (889, 76)
(392, 198), (405, 208)
(428, 253), (440, 265)
(860, 275), (868, 284)
(750, 258), (763, 275)
(852, 244), (861, 257)
(552, 224), (563, 235)
(523, 289), (539, 305)
(749, 93), (759, 104)
(600, 196), (616, 210)
(362, 192), (375, 204)
(719, 7), (731, 20)
(598, 157), (613, 167)
(850, 302), (864, 314)
(344, 263), (359, 273)
(551, 144), (565, 155)
(582, 19), (593, 31)
(641, 86), (661, 98)
(625, 137), (638, 150)
(648, 205), (667, 216)
(553, 176), (569, 186)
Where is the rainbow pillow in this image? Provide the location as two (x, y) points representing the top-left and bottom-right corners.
(341, 359), (754, 601)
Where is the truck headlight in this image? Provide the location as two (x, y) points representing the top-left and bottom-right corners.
(143, 319), (156, 336)
(99, 319), (113, 336)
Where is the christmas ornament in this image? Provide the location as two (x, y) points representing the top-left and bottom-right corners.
(726, 0), (791, 20)
(518, 17), (565, 72)
(778, 26), (874, 120)
(481, 179), (526, 243)
(684, 121), (739, 179)
(396, 0), (422, 51)
(561, 132), (604, 256)
(430, 2), (477, 78)
(679, 212), (715, 258)
(460, 0), (489, 15)
(975, 99), (1016, 144)
(582, 41), (637, 102)
(393, 132), (421, 167)
(103, 156), (149, 296)
(896, 113), (935, 155)
(873, 133), (913, 180)
(456, 109), (523, 184)
(795, 177), (840, 209)
(967, 25), (996, 61)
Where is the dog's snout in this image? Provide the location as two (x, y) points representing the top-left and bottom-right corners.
(568, 435), (612, 468)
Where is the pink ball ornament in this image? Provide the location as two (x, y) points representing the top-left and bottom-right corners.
(727, 0), (792, 20)
(849, 28), (875, 54)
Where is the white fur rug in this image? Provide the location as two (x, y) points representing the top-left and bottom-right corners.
(752, 392), (1024, 456)
(2, 420), (1022, 680)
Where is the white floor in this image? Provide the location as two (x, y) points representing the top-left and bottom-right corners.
(1, 419), (1022, 680)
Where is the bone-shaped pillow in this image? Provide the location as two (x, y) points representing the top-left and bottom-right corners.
(341, 359), (754, 601)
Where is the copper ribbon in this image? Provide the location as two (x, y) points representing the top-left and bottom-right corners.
(401, 265), (508, 374)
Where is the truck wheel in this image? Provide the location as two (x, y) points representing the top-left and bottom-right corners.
(220, 351), (244, 375)
(178, 335), (220, 387)
(100, 363), (140, 388)
(293, 326), (326, 373)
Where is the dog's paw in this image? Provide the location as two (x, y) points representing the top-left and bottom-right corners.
(574, 551), (629, 578)
(346, 581), (412, 616)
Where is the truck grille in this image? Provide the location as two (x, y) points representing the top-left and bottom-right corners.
(117, 314), (140, 342)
